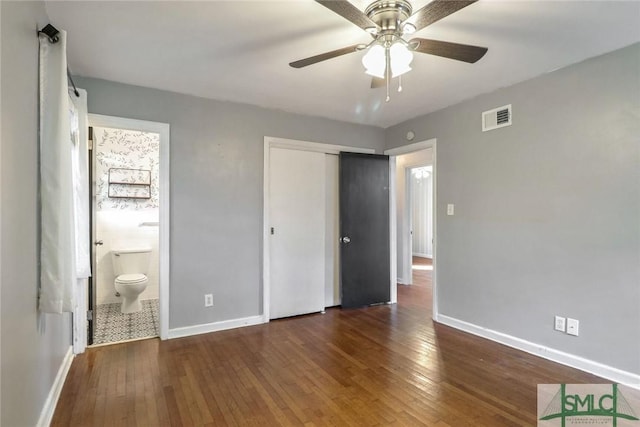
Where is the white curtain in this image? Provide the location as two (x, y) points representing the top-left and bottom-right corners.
(38, 29), (82, 313)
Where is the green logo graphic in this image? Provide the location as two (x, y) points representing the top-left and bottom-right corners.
(540, 384), (639, 427)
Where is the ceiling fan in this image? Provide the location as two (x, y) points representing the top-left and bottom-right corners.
(290, 0), (488, 101)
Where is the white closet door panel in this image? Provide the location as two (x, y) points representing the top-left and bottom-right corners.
(269, 148), (325, 319)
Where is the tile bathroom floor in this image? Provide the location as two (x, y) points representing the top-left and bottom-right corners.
(93, 299), (159, 345)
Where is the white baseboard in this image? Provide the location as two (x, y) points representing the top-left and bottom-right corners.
(436, 314), (640, 389)
(37, 346), (74, 427)
(412, 253), (432, 259)
(168, 315), (266, 339)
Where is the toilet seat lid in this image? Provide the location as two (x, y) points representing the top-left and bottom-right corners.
(115, 273), (147, 284)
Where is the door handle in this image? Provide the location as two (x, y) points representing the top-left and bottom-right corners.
(340, 236), (351, 244)
(95, 240), (103, 246)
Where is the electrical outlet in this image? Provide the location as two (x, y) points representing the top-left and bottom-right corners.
(554, 316), (566, 332)
(566, 318), (579, 336)
(204, 294), (213, 307)
(447, 204), (455, 216)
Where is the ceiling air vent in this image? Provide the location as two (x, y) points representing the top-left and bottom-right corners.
(482, 104), (512, 132)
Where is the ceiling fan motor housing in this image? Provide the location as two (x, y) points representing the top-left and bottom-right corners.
(365, 0), (413, 36)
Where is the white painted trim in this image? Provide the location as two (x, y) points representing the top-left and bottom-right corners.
(266, 136), (376, 156)
(263, 140), (271, 321)
(437, 314), (640, 389)
(263, 136), (379, 320)
(36, 346), (74, 427)
(431, 141), (439, 319)
(73, 278), (88, 354)
(159, 124), (170, 340)
(88, 114), (170, 340)
(168, 315), (266, 339)
(403, 167), (413, 285)
(384, 139), (437, 156)
(385, 139), (438, 319)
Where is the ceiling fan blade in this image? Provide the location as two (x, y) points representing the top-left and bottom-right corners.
(289, 44), (361, 68)
(315, 0), (379, 32)
(371, 77), (385, 89)
(404, 0), (477, 33)
(410, 38), (487, 63)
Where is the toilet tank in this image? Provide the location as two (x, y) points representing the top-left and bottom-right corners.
(111, 247), (151, 276)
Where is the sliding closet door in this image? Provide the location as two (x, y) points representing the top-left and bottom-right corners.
(269, 148), (325, 319)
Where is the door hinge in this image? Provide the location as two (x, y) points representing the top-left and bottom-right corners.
(271, 227), (275, 235)
(87, 309), (93, 321)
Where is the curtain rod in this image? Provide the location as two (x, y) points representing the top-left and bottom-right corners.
(38, 24), (80, 98)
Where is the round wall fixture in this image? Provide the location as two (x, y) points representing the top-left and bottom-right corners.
(406, 131), (415, 141)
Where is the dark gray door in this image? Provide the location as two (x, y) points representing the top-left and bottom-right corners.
(339, 152), (390, 308)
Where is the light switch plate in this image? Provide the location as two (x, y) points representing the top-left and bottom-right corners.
(554, 316), (566, 332)
(204, 294), (213, 307)
(566, 318), (579, 336)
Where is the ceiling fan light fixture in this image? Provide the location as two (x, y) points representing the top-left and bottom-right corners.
(290, 0), (488, 100)
(362, 43), (386, 78)
(390, 41), (413, 77)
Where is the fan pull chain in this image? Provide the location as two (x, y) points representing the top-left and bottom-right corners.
(385, 48), (391, 102)
(398, 75), (403, 92)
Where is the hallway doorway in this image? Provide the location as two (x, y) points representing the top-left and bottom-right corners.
(385, 138), (438, 320)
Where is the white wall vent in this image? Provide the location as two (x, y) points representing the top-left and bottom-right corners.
(482, 104), (512, 132)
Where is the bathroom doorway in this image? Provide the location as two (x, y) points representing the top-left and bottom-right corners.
(87, 115), (170, 345)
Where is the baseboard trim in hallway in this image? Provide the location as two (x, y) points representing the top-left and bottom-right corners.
(36, 346), (74, 427)
(436, 314), (640, 389)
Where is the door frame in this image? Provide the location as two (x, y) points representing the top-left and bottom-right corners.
(84, 114), (170, 342)
(262, 136), (376, 321)
(405, 166), (414, 284)
(385, 138), (438, 320)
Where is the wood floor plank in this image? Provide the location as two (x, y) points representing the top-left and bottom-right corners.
(52, 257), (605, 426)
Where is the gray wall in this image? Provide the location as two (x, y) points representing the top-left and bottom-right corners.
(74, 76), (384, 329)
(386, 43), (640, 374)
(1, 1), (73, 425)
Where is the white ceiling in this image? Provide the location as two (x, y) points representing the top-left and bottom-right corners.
(45, 1), (640, 128)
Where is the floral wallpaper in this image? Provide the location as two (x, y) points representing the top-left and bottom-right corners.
(95, 127), (160, 210)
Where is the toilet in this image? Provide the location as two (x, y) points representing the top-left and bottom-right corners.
(111, 247), (151, 314)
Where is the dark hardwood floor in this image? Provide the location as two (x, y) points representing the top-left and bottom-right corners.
(52, 256), (602, 426)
